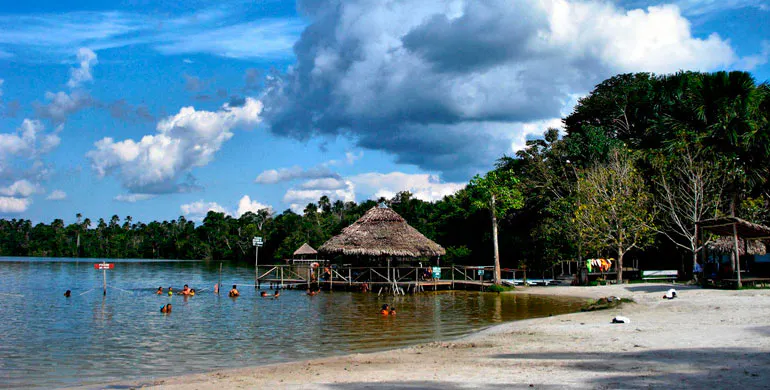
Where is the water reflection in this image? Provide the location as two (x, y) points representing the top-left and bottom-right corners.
(0, 258), (583, 389)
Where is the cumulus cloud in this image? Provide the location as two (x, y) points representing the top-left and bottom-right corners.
(350, 172), (465, 202)
(0, 179), (41, 197)
(284, 179), (356, 212)
(180, 200), (229, 220)
(46, 189), (67, 200)
(87, 97), (263, 194)
(236, 195), (272, 216)
(35, 90), (92, 123)
(181, 195), (272, 220)
(67, 48), (98, 88)
(114, 193), (157, 203)
(0, 119), (61, 169)
(0, 196), (31, 213)
(255, 165), (339, 184)
(264, 0), (746, 179)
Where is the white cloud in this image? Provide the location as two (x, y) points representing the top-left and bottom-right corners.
(0, 196), (31, 213)
(67, 48), (97, 88)
(180, 200), (229, 220)
(350, 172), (465, 202)
(284, 179), (356, 212)
(46, 189), (67, 200)
(0, 180), (41, 197)
(0, 119), (60, 166)
(88, 97), (263, 193)
(36, 90), (92, 123)
(114, 193), (156, 202)
(255, 165), (338, 184)
(236, 195), (272, 217)
(264, 0), (753, 179)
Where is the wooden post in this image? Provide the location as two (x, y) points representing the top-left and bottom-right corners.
(218, 262), (222, 294)
(348, 267), (352, 287)
(330, 264), (334, 292)
(280, 266), (284, 289)
(733, 223), (743, 288)
(451, 266), (455, 289)
(415, 266), (419, 293)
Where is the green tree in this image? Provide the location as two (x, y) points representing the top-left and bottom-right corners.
(574, 149), (655, 282)
(468, 170), (524, 284)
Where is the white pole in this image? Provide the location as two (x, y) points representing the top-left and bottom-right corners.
(102, 261), (107, 296)
(255, 244), (259, 288)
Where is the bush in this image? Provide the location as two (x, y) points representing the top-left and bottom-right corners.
(486, 284), (514, 293)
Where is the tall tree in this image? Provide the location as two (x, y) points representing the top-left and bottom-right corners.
(574, 149), (655, 282)
(469, 170), (524, 284)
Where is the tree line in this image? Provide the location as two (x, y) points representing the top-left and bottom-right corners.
(1, 71), (768, 282)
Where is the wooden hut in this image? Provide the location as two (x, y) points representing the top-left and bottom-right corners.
(699, 217), (770, 287)
(319, 205), (445, 261)
(293, 243), (318, 259)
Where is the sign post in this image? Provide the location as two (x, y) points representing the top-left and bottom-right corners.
(253, 236), (264, 287)
(94, 262), (114, 295)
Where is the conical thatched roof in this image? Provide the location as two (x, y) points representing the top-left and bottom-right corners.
(293, 243), (318, 256)
(707, 237), (766, 256)
(319, 206), (445, 257)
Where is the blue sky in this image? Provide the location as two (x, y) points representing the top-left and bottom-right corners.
(0, 0), (767, 224)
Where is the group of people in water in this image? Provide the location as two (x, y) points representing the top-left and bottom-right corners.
(380, 304), (397, 316)
(156, 285), (197, 296)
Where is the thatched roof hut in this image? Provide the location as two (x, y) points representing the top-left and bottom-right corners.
(319, 206), (445, 258)
(707, 237), (767, 256)
(293, 243), (318, 256)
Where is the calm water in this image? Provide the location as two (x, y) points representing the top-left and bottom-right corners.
(0, 257), (583, 389)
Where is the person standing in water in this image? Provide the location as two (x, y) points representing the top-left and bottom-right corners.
(160, 303), (172, 313)
(168, 287), (173, 296)
(229, 285), (240, 297)
(64, 290), (71, 297)
(156, 287), (163, 295)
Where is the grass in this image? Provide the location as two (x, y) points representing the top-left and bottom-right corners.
(486, 284), (514, 293)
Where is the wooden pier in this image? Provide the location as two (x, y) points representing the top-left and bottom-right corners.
(253, 264), (520, 294)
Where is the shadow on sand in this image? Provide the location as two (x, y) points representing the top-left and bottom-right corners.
(621, 284), (700, 294)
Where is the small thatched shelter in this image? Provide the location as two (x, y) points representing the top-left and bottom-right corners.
(293, 243), (318, 257)
(319, 206), (445, 259)
(707, 237), (766, 256)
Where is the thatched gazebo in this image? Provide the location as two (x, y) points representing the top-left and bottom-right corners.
(707, 237), (766, 256)
(699, 217), (770, 287)
(293, 243), (318, 259)
(319, 206), (445, 261)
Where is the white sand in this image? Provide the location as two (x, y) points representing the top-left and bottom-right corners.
(93, 284), (770, 389)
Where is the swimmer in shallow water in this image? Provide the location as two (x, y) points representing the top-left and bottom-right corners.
(156, 287), (163, 295)
(190, 289), (195, 296)
(64, 290), (71, 298)
(168, 287), (173, 296)
(389, 307), (396, 316)
(274, 290), (280, 298)
(380, 304), (390, 315)
(160, 303), (172, 313)
(229, 285), (240, 297)
(260, 291), (268, 297)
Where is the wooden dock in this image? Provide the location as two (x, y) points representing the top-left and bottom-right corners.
(253, 264), (509, 294)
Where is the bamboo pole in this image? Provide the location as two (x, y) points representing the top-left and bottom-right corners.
(733, 223), (743, 288)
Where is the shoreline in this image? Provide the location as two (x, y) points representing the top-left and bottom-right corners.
(80, 284), (770, 389)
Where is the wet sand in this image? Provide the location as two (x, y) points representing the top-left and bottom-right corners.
(89, 284), (770, 389)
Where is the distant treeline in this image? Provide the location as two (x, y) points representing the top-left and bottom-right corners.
(1, 71), (769, 277)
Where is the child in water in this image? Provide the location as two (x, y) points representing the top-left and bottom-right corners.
(229, 285), (240, 297)
(190, 289), (195, 296)
(64, 290), (71, 297)
(274, 290), (280, 298)
(168, 287), (173, 296)
(160, 303), (172, 313)
(389, 307), (396, 316)
(380, 304), (390, 315)
(260, 291), (268, 297)
(156, 287), (163, 295)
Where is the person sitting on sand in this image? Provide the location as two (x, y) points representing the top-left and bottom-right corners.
(156, 287), (163, 295)
(260, 291), (268, 297)
(229, 285), (240, 297)
(160, 303), (172, 313)
(168, 287), (173, 296)
(64, 290), (71, 297)
(380, 304), (390, 315)
(274, 290), (280, 298)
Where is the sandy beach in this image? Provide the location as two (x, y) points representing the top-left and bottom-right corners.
(94, 284), (770, 389)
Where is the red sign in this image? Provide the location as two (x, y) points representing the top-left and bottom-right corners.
(94, 263), (115, 270)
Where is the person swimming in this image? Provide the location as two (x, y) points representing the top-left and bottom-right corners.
(306, 289), (317, 296)
(260, 291), (268, 297)
(274, 290), (280, 298)
(389, 307), (396, 316)
(64, 290), (71, 298)
(179, 284), (191, 295)
(214, 283), (219, 294)
(156, 286), (163, 295)
(229, 285), (240, 297)
(190, 289), (195, 296)
(380, 304), (390, 315)
(168, 287), (173, 296)
(160, 303), (172, 313)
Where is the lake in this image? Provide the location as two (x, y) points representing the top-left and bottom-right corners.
(0, 257), (584, 388)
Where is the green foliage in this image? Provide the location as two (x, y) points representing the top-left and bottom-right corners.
(468, 170), (524, 216)
(486, 284), (514, 292)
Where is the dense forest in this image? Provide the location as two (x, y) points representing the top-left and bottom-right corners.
(1, 71), (768, 280)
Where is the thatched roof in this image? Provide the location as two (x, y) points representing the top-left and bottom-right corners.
(699, 217), (770, 239)
(293, 243), (317, 256)
(319, 206), (445, 257)
(707, 237), (767, 256)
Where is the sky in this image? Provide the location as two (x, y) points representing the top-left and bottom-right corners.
(0, 0), (767, 224)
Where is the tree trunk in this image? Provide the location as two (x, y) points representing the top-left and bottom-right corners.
(491, 194), (501, 285)
(617, 247), (624, 283)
